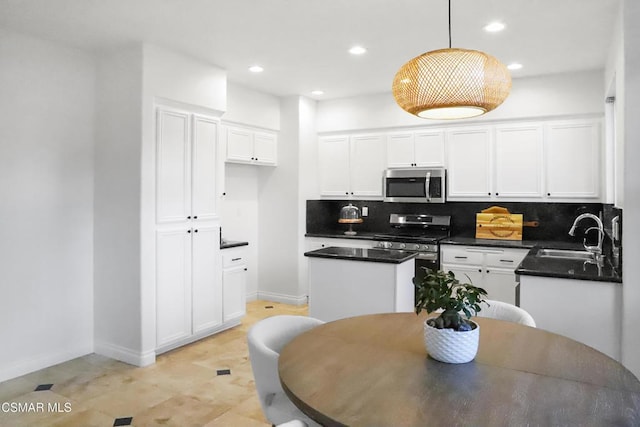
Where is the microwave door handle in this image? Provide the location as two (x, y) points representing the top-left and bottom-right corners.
(425, 171), (431, 202)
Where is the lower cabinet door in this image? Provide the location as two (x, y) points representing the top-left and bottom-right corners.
(192, 225), (223, 334)
(223, 266), (247, 322)
(440, 264), (484, 288)
(156, 228), (192, 348)
(484, 268), (517, 305)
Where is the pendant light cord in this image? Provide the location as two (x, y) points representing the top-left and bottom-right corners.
(448, 0), (452, 48)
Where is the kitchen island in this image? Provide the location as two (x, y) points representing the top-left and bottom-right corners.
(304, 247), (417, 322)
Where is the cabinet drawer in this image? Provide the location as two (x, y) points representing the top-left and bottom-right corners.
(485, 249), (528, 268)
(440, 246), (484, 265)
(223, 248), (246, 268)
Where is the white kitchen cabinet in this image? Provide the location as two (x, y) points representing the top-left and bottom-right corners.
(386, 130), (445, 168)
(447, 124), (544, 201)
(156, 109), (220, 223)
(225, 125), (277, 166)
(440, 245), (529, 306)
(494, 123), (544, 198)
(318, 134), (385, 198)
(155, 106), (224, 353)
(519, 275), (621, 360)
(446, 127), (492, 199)
(156, 223), (223, 348)
(156, 227), (192, 347)
(192, 225), (224, 333)
(222, 246), (247, 323)
(545, 119), (601, 199)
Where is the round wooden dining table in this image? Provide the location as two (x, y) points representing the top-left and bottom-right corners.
(278, 312), (640, 427)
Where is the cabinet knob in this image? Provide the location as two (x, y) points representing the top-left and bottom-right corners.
(187, 229), (192, 233)
(547, 192), (551, 196)
(244, 268), (248, 271)
(194, 229), (198, 233)
(193, 215), (198, 219)
(222, 192), (226, 196)
(478, 269), (482, 272)
(345, 192), (349, 195)
(488, 192), (491, 196)
(495, 193), (499, 196)
(187, 216), (191, 219)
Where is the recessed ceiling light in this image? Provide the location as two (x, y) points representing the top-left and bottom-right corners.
(348, 46), (367, 55)
(507, 63), (523, 70)
(311, 90), (324, 96)
(484, 22), (506, 33)
(248, 65), (264, 73)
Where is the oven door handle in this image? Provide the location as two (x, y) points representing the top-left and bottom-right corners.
(416, 252), (437, 261)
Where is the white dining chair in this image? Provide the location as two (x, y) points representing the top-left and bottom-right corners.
(476, 299), (536, 327)
(247, 315), (324, 427)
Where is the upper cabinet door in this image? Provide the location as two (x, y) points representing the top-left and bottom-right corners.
(318, 136), (351, 197)
(386, 132), (415, 168)
(545, 120), (601, 199)
(191, 115), (218, 221)
(414, 130), (445, 167)
(446, 127), (492, 199)
(253, 132), (277, 165)
(226, 127), (253, 162)
(350, 135), (386, 197)
(494, 124), (544, 198)
(156, 109), (191, 223)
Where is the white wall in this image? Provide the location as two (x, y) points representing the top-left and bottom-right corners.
(317, 70), (605, 133)
(256, 96), (305, 304)
(224, 82), (280, 130)
(94, 46), (145, 365)
(0, 29), (95, 381)
(297, 97), (318, 298)
(621, 0), (640, 378)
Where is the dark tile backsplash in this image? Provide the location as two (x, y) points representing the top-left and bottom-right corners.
(307, 199), (614, 243)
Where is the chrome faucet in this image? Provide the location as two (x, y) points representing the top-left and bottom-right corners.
(568, 213), (604, 261)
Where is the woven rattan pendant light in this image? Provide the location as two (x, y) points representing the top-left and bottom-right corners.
(392, 0), (511, 119)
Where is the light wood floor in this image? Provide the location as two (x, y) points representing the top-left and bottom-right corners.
(0, 300), (308, 426)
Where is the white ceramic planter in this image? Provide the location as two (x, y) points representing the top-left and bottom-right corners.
(423, 318), (479, 364)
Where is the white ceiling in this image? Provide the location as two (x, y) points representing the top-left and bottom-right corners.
(0, 0), (621, 100)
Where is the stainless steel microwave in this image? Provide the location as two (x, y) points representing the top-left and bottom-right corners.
(383, 168), (446, 203)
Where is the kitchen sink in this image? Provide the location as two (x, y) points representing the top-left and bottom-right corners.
(536, 248), (596, 261)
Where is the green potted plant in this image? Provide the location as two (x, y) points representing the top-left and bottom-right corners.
(413, 268), (488, 364)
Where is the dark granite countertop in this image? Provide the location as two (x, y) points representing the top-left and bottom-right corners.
(304, 246), (418, 264)
(516, 246), (622, 283)
(220, 240), (249, 250)
(439, 237), (584, 250)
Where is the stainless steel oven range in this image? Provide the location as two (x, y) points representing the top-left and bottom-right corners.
(374, 214), (451, 280)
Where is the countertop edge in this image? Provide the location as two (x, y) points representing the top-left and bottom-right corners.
(304, 247), (418, 264)
(220, 241), (249, 250)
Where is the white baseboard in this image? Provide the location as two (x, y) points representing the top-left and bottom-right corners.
(246, 291), (259, 302)
(256, 291), (308, 306)
(94, 341), (155, 367)
(0, 344), (93, 383)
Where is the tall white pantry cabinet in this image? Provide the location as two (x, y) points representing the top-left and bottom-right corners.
(155, 106), (223, 352)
